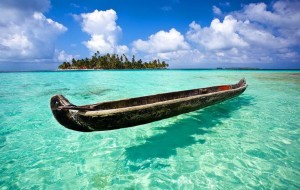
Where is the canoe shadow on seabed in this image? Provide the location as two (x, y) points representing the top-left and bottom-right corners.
(124, 95), (254, 171)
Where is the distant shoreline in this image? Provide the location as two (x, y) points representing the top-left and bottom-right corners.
(216, 67), (260, 70)
(57, 69), (103, 71)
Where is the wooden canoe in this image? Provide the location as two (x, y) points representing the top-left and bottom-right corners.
(50, 78), (247, 132)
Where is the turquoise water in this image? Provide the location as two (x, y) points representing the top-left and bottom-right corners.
(0, 70), (299, 189)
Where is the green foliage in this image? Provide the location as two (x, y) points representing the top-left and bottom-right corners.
(58, 52), (169, 70)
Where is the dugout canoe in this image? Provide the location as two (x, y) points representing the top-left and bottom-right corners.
(50, 78), (247, 132)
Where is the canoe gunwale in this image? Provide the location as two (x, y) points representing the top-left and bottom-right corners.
(58, 78), (247, 111)
(78, 84), (247, 117)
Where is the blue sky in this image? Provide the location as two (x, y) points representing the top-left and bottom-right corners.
(0, 0), (299, 70)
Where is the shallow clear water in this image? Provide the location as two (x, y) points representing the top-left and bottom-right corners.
(0, 70), (299, 189)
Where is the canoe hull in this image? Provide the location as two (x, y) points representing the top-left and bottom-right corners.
(50, 79), (247, 132)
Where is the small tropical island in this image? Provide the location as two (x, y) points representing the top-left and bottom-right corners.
(58, 51), (169, 70)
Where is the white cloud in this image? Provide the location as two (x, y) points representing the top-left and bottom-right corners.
(81, 9), (128, 54)
(132, 28), (190, 54)
(212, 6), (222, 15)
(184, 1), (300, 66)
(115, 45), (130, 54)
(0, 0), (67, 61)
(81, 9), (121, 37)
(155, 49), (204, 65)
(236, 1), (300, 28)
(84, 35), (114, 54)
(187, 16), (248, 50)
(131, 1), (299, 68)
(56, 50), (79, 62)
(234, 1), (300, 48)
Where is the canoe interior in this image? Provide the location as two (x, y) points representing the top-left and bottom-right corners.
(74, 79), (246, 111)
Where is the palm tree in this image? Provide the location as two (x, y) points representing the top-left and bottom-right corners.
(58, 52), (169, 70)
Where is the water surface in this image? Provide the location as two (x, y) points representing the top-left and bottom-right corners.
(0, 70), (299, 189)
